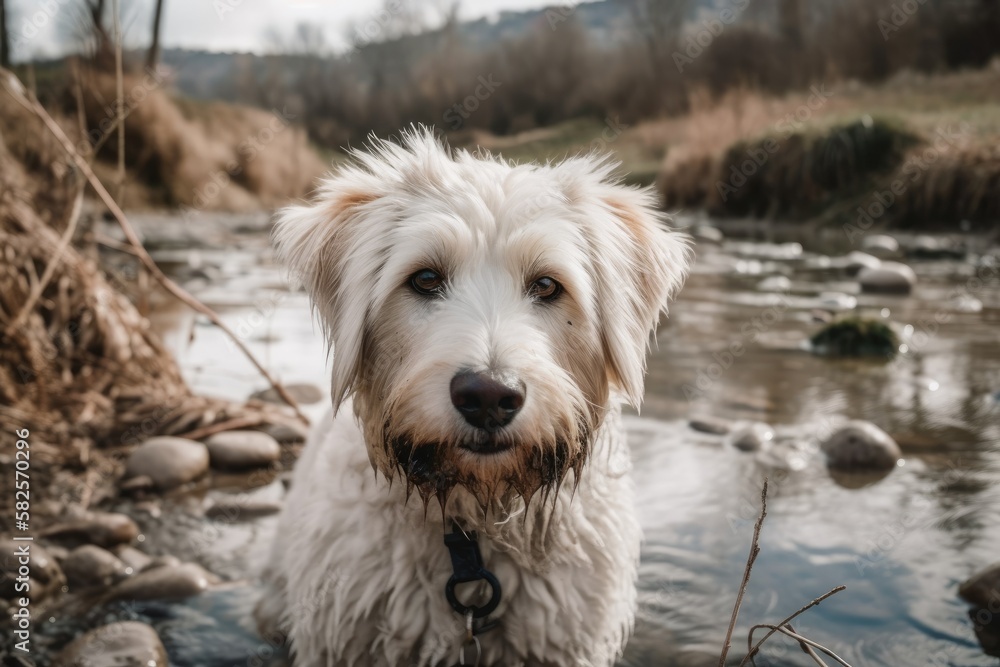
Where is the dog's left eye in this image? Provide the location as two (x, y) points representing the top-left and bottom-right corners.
(409, 269), (445, 296)
(528, 276), (562, 301)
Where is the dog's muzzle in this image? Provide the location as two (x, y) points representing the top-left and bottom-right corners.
(450, 371), (526, 438)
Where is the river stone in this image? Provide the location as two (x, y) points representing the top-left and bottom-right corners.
(821, 421), (901, 470)
(114, 545), (152, 573)
(0, 541), (65, 601)
(858, 262), (917, 294)
(861, 234), (900, 258)
(907, 234), (964, 260)
(251, 382), (323, 405)
(141, 554), (182, 572)
(107, 562), (217, 602)
(205, 430), (280, 469)
(691, 224), (723, 244)
(206, 498), (283, 521)
(41, 511), (139, 548)
(62, 545), (129, 589)
(729, 422), (774, 452)
(260, 421), (308, 444)
(124, 436), (209, 490)
(689, 417), (732, 435)
(842, 251), (882, 275)
(959, 562), (1000, 609)
(52, 621), (168, 667)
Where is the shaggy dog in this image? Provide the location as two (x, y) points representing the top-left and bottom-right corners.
(257, 129), (690, 666)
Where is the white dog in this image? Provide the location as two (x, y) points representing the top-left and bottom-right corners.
(257, 128), (689, 667)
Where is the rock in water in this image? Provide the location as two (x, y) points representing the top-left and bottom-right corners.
(729, 423), (774, 452)
(52, 621), (168, 667)
(861, 234), (900, 258)
(821, 421), (901, 470)
(858, 262), (917, 294)
(0, 541), (64, 601)
(62, 545), (129, 589)
(960, 562), (1000, 609)
(40, 511), (139, 548)
(107, 562), (217, 602)
(124, 436), (209, 490)
(205, 430), (281, 469)
(810, 317), (899, 358)
(689, 417), (732, 435)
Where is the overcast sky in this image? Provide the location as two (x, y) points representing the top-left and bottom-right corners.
(9, 0), (556, 61)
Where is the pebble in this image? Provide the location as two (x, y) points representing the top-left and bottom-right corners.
(205, 430), (281, 469)
(821, 421), (902, 470)
(40, 511), (139, 548)
(861, 234), (900, 258)
(206, 498), (283, 521)
(959, 562), (1000, 609)
(842, 251), (882, 275)
(52, 621), (168, 667)
(107, 562), (217, 602)
(0, 541), (64, 601)
(688, 417), (732, 435)
(858, 261), (917, 294)
(728, 422), (775, 452)
(907, 235), (965, 260)
(756, 275), (793, 292)
(251, 382), (324, 405)
(691, 224), (723, 244)
(260, 421), (308, 444)
(114, 545), (152, 573)
(141, 554), (181, 572)
(62, 545), (129, 589)
(124, 436), (210, 490)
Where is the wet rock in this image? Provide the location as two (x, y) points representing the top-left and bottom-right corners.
(729, 423), (774, 452)
(756, 275), (792, 292)
(62, 545), (129, 589)
(691, 224), (723, 244)
(688, 417), (732, 435)
(907, 235), (965, 260)
(260, 421), (308, 444)
(858, 261), (917, 294)
(0, 541), (65, 601)
(205, 430), (280, 469)
(861, 234), (900, 258)
(251, 382), (324, 405)
(821, 421), (901, 470)
(114, 545), (152, 573)
(816, 292), (858, 311)
(810, 317), (899, 358)
(959, 562), (1000, 609)
(51, 621), (168, 667)
(842, 251), (882, 275)
(141, 555), (181, 572)
(107, 562), (217, 602)
(41, 511), (139, 548)
(124, 436), (209, 490)
(119, 475), (155, 494)
(206, 498), (283, 521)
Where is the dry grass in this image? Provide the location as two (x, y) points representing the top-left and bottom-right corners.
(67, 68), (326, 211)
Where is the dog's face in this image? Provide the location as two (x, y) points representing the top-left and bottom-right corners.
(275, 130), (689, 508)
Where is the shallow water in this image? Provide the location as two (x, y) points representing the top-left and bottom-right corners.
(59, 216), (1000, 666)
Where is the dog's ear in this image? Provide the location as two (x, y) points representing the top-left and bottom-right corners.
(273, 181), (380, 411)
(589, 183), (691, 407)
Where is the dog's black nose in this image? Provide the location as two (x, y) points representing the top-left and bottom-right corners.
(450, 371), (525, 432)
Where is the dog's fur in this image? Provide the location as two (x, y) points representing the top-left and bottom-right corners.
(257, 129), (690, 666)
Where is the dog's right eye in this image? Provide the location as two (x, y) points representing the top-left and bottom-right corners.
(409, 269), (445, 296)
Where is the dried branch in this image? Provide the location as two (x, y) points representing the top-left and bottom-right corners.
(741, 586), (846, 666)
(719, 479), (769, 667)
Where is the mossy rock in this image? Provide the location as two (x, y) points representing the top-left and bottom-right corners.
(810, 317), (899, 358)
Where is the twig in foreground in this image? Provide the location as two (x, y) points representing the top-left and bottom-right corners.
(741, 585), (847, 666)
(718, 478), (769, 667)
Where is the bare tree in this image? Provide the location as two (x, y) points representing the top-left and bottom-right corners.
(146, 0), (165, 71)
(1, 0), (10, 68)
